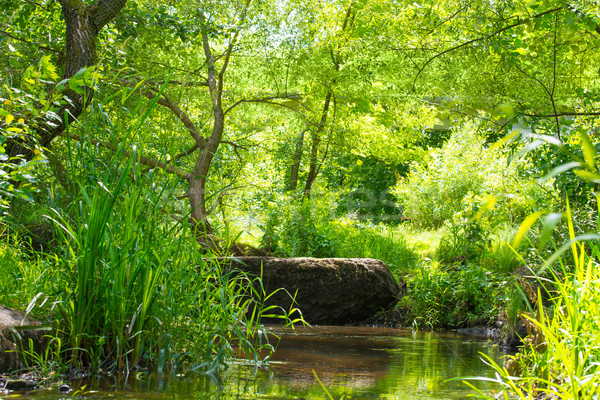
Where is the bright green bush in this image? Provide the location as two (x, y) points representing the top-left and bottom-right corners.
(393, 122), (551, 228)
(261, 193), (417, 274)
(437, 218), (492, 265)
(406, 260), (507, 328)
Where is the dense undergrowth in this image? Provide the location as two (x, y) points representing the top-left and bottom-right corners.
(1, 148), (299, 377)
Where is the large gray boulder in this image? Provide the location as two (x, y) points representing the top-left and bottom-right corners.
(220, 257), (404, 324)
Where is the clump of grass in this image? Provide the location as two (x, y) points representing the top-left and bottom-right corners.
(402, 260), (508, 329)
(325, 218), (418, 275)
(23, 147), (292, 375)
(0, 232), (51, 312)
(465, 214), (600, 399)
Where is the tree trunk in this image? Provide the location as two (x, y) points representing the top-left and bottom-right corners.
(301, 4), (352, 199)
(288, 129), (306, 191)
(6, 0), (127, 159)
(303, 91), (332, 199)
(188, 119), (223, 238)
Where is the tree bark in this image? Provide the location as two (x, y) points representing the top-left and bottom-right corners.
(7, 0), (127, 159)
(288, 129), (306, 191)
(189, 5), (250, 241)
(303, 91), (332, 199)
(301, 3), (353, 199)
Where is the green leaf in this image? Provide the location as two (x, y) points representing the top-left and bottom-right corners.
(538, 212), (562, 251)
(580, 131), (597, 169)
(574, 169), (600, 184)
(513, 211), (544, 248)
(537, 162), (581, 183)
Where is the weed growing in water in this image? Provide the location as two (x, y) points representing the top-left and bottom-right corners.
(19, 147), (294, 375)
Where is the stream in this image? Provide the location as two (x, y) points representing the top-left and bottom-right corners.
(5, 325), (505, 399)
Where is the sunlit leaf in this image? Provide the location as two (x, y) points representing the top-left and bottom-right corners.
(580, 131), (597, 169)
(513, 211), (544, 248)
(574, 169), (600, 184)
(538, 213), (562, 251)
(537, 162), (581, 183)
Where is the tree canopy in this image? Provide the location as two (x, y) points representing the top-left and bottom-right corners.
(1, 0), (599, 232)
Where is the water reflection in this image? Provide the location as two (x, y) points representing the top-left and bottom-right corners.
(248, 325), (503, 399)
(9, 325), (504, 400)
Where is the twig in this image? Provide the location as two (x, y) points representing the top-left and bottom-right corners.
(411, 6), (564, 90)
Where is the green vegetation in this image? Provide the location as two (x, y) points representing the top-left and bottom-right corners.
(1, 0), (600, 397)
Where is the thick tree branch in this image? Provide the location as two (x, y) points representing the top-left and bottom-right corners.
(142, 89), (207, 148)
(7, 0), (128, 160)
(90, 0), (128, 34)
(60, 132), (193, 180)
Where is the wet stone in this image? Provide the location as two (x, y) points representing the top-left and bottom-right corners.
(4, 378), (38, 390)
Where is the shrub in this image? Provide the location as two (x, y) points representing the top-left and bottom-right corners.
(393, 122), (551, 228)
(261, 193), (417, 273)
(407, 260), (507, 328)
(437, 218), (492, 265)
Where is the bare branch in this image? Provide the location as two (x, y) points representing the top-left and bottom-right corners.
(523, 111), (600, 118)
(0, 29), (61, 53)
(411, 6), (564, 90)
(224, 93), (306, 115)
(142, 89), (207, 148)
(513, 63), (561, 138)
(172, 143), (200, 160)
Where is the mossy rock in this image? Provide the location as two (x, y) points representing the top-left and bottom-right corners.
(0, 305), (47, 372)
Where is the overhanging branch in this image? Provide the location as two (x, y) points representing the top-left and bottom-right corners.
(411, 6), (564, 90)
(60, 132), (193, 180)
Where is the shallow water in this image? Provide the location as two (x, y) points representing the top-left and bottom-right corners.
(5, 325), (505, 399)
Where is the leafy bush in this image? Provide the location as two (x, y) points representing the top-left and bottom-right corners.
(437, 218), (492, 265)
(406, 260), (507, 328)
(393, 122), (551, 228)
(261, 193), (416, 273)
(263, 196), (338, 258)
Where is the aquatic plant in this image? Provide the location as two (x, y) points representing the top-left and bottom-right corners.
(463, 208), (600, 399)
(22, 146), (295, 374)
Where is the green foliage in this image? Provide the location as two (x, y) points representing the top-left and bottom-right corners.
(406, 261), (508, 329)
(20, 148), (286, 374)
(260, 193), (416, 273)
(0, 59), (56, 206)
(324, 154), (404, 223)
(0, 235), (48, 310)
(467, 240), (600, 400)
(437, 219), (492, 266)
(393, 122), (551, 228)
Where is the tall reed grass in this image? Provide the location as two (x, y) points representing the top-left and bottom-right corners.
(464, 211), (600, 399)
(34, 146), (289, 374)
